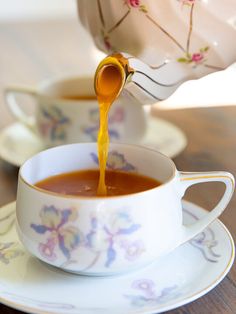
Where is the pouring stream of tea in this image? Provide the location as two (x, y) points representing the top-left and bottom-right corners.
(95, 59), (124, 196)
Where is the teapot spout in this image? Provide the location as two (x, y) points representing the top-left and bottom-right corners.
(94, 52), (184, 105)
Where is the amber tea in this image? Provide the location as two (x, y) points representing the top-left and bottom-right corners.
(35, 169), (161, 197)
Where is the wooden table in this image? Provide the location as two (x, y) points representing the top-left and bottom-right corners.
(0, 19), (235, 314)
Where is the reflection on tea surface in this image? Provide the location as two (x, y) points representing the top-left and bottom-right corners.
(35, 169), (160, 197)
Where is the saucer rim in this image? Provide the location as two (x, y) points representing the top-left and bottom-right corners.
(0, 200), (234, 314)
(0, 122), (44, 167)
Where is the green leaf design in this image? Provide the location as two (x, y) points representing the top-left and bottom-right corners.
(177, 57), (188, 63)
(139, 5), (148, 13)
(200, 46), (209, 53)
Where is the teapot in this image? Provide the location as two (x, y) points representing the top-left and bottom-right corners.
(77, 0), (236, 105)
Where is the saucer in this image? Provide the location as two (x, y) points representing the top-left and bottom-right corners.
(0, 117), (187, 167)
(0, 123), (44, 167)
(0, 200), (233, 314)
(139, 116), (187, 158)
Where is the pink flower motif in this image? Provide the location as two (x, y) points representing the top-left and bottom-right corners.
(109, 107), (125, 123)
(132, 279), (156, 297)
(39, 238), (57, 261)
(191, 52), (204, 63)
(120, 239), (145, 261)
(177, 46), (209, 66)
(125, 0), (148, 12)
(127, 0), (140, 7)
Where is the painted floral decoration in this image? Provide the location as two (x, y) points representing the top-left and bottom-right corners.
(178, 47), (210, 66)
(184, 208), (221, 263)
(31, 205), (82, 261)
(85, 211), (143, 267)
(120, 239), (145, 261)
(125, 279), (179, 306)
(82, 107), (125, 141)
(190, 230), (221, 263)
(0, 242), (24, 264)
(31, 205), (143, 269)
(125, 0), (148, 12)
(91, 151), (136, 171)
(127, 0), (140, 8)
(39, 106), (70, 141)
(94, 0), (222, 74)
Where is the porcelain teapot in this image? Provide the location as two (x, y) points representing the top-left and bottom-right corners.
(77, 0), (236, 104)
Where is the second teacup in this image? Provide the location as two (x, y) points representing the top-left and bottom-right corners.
(5, 76), (147, 147)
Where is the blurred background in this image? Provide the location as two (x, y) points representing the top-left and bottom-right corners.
(0, 0), (75, 20)
(0, 0), (105, 128)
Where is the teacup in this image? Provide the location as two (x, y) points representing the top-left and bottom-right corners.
(4, 76), (147, 147)
(16, 143), (234, 276)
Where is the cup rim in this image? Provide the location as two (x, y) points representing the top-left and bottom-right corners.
(37, 75), (96, 104)
(19, 142), (177, 200)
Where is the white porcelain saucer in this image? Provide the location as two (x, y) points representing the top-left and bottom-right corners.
(0, 123), (44, 167)
(0, 117), (187, 167)
(139, 116), (187, 158)
(0, 200), (233, 314)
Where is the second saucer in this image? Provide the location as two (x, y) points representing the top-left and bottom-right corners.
(0, 115), (187, 167)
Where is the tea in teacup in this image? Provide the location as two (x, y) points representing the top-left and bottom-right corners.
(35, 169), (161, 197)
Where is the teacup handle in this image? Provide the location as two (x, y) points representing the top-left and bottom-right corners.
(4, 86), (37, 132)
(179, 171), (234, 244)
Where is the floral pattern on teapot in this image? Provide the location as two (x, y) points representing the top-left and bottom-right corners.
(79, 0), (232, 75)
